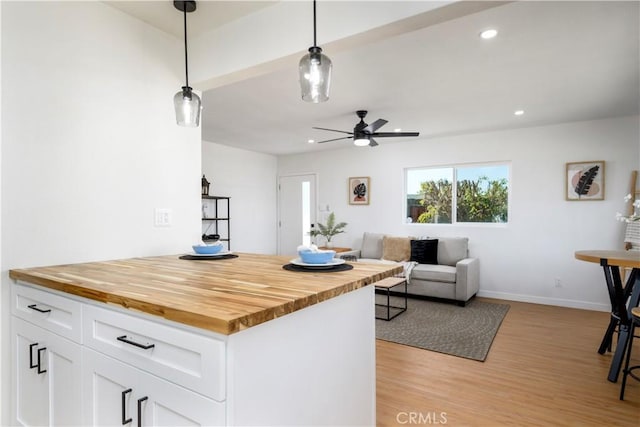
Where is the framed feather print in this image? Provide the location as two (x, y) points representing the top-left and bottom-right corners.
(566, 161), (605, 201)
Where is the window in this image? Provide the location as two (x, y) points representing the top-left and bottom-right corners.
(406, 163), (509, 224)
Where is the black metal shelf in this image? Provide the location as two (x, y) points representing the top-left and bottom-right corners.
(202, 196), (231, 250)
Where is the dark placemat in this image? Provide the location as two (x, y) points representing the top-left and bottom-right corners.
(179, 254), (238, 261)
(282, 263), (354, 273)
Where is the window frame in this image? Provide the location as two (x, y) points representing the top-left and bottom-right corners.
(404, 161), (511, 226)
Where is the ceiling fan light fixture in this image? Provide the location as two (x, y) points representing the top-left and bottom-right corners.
(354, 137), (370, 147)
(299, 0), (332, 103)
(173, 0), (201, 127)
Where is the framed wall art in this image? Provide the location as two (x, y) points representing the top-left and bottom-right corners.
(566, 161), (605, 201)
(349, 177), (370, 205)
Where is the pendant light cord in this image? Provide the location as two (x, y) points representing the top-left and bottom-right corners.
(313, 0), (317, 48)
(183, 6), (189, 88)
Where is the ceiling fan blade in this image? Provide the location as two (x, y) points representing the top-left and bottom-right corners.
(364, 119), (388, 133)
(312, 127), (353, 135)
(316, 136), (351, 144)
(369, 138), (379, 147)
(370, 131), (420, 138)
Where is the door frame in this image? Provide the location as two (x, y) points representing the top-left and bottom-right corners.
(277, 173), (319, 255)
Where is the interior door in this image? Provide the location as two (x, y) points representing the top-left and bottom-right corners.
(278, 174), (317, 256)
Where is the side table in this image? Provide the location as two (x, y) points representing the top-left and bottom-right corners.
(319, 247), (352, 253)
(374, 277), (407, 321)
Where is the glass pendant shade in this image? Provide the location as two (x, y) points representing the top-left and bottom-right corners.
(174, 86), (201, 127)
(299, 46), (332, 103)
(174, 1), (200, 127)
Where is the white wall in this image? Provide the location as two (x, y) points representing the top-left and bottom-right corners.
(202, 141), (277, 254)
(278, 115), (640, 311)
(1, 2), (201, 424)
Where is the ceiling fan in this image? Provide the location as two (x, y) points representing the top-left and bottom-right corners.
(313, 110), (419, 147)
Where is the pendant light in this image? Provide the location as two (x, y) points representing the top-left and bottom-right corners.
(299, 0), (332, 103)
(173, 0), (201, 127)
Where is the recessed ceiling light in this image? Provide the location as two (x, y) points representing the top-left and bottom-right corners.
(308, 139), (315, 143)
(394, 128), (402, 132)
(480, 29), (498, 39)
(514, 110), (524, 116)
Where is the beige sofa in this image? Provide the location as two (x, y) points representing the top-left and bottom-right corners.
(339, 233), (480, 306)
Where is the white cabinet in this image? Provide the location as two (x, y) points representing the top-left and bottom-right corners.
(83, 348), (224, 427)
(11, 279), (375, 426)
(11, 282), (225, 427)
(12, 317), (83, 426)
(83, 304), (225, 401)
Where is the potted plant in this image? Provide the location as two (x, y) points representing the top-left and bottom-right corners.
(310, 212), (347, 248)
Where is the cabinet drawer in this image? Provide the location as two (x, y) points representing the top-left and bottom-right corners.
(12, 282), (82, 343)
(83, 304), (226, 401)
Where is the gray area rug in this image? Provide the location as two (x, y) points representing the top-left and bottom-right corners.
(375, 296), (509, 361)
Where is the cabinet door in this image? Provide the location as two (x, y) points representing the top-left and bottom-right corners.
(13, 317), (83, 426)
(83, 348), (139, 426)
(13, 318), (49, 426)
(139, 368), (225, 427)
(84, 348), (225, 427)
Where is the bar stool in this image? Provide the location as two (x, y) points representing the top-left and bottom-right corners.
(620, 306), (640, 400)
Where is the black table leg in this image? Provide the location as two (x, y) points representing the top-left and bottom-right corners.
(606, 267), (639, 382)
(599, 316), (618, 354)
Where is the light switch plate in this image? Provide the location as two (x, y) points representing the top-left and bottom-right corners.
(154, 208), (172, 227)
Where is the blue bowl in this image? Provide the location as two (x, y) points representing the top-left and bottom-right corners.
(192, 244), (223, 255)
(298, 250), (336, 264)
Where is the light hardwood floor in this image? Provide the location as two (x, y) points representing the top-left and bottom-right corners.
(376, 298), (640, 426)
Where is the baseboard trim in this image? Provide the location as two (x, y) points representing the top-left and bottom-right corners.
(477, 290), (610, 312)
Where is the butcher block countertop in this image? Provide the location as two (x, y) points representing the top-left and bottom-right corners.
(9, 253), (402, 335)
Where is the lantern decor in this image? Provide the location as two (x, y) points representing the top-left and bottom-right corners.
(201, 174), (210, 196)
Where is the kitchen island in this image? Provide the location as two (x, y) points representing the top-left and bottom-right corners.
(9, 253), (402, 426)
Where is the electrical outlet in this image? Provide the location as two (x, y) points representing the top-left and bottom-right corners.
(554, 278), (562, 288)
(154, 208), (172, 227)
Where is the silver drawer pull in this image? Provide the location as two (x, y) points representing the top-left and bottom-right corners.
(117, 335), (155, 350)
(28, 304), (51, 313)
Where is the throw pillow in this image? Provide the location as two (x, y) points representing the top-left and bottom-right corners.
(382, 236), (411, 262)
(410, 239), (439, 265)
(361, 232), (385, 259)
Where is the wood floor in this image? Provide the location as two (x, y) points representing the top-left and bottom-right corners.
(376, 298), (640, 426)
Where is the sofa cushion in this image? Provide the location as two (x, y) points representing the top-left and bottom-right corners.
(361, 232), (385, 259)
(382, 236), (411, 262)
(437, 237), (469, 266)
(410, 239), (438, 265)
(411, 264), (457, 283)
